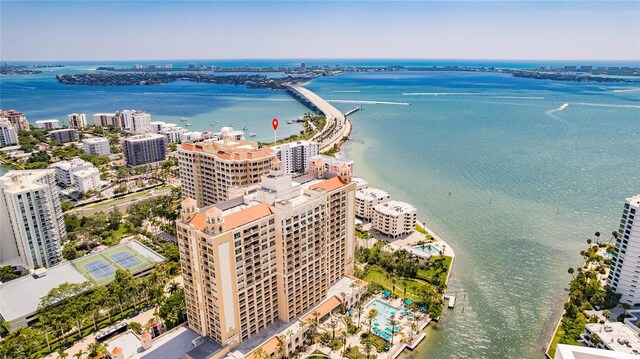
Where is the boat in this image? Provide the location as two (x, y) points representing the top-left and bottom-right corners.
(185, 123), (193, 127)
(228, 123), (233, 127)
(243, 127), (249, 130)
(180, 117), (188, 122)
(215, 120), (219, 123)
(287, 120), (293, 124)
(249, 132), (257, 137)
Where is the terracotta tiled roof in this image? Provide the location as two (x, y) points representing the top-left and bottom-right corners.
(301, 295), (342, 323)
(189, 213), (207, 231)
(246, 336), (281, 359)
(309, 177), (348, 192)
(224, 203), (272, 230)
(189, 203), (273, 232)
(180, 143), (203, 151)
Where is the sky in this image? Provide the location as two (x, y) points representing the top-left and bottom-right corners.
(1, 1), (639, 61)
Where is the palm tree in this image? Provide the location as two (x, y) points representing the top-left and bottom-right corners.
(168, 281), (181, 295)
(253, 348), (267, 359)
(329, 320), (338, 341)
(595, 231), (601, 244)
(357, 304), (364, 328)
(568, 267), (575, 279)
(610, 231), (619, 244)
(56, 347), (69, 359)
(587, 238), (592, 245)
(276, 334), (286, 358)
(388, 318), (398, 345)
(363, 341), (372, 359)
(73, 349), (87, 359)
(367, 309), (378, 334)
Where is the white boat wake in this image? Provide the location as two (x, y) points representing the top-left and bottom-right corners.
(328, 99), (410, 106)
(571, 102), (640, 109)
(332, 90), (361, 93)
(545, 103), (570, 123)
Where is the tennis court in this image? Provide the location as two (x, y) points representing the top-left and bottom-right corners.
(83, 259), (116, 280)
(110, 251), (143, 269)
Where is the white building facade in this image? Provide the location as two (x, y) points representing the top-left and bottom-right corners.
(50, 158), (94, 187)
(272, 140), (320, 174)
(120, 110), (151, 134)
(35, 119), (61, 130)
(355, 187), (390, 221)
(0, 119), (19, 147)
(68, 113), (87, 128)
(73, 167), (101, 192)
(0, 170), (65, 268)
(608, 194), (640, 306)
(82, 137), (111, 156)
(373, 200), (417, 238)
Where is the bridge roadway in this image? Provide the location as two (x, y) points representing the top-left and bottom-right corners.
(287, 85), (352, 152)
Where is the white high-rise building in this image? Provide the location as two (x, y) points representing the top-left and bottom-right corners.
(82, 137), (111, 156)
(35, 119), (61, 130)
(120, 110), (151, 134)
(0, 169), (65, 269)
(608, 194), (640, 306)
(272, 140), (320, 174)
(68, 113), (87, 128)
(0, 118), (19, 147)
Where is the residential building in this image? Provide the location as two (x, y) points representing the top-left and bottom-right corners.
(555, 344), (637, 359)
(181, 131), (204, 143)
(608, 194), (640, 306)
(373, 200), (417, 238)
(82, 137), (111, 156)
(149, 121), (169, 134)
(0, 169), (65, 269)
(300, 62), (307, 72)
(0, 241), (163, 330)
(35, 119), (60, 130)
(93, 113), (120, 128)
(48, 128), (78, 144)
(0, 109), (30, 132)
(163, 127), (186, 144)
(178, 130), (274, 207)
(120, 110), (151, 134)
(272, 140), (320, 174)
(0, 118), (19, 147)
(73, 167), (101, 192)
(50, 157), (93, 187)
(176, 159), (359, 355)
(123, 133), (166, 167)
(67, 113), (87, 128)
(355, 187), (390, 221)
(307, 155), (354, 176)
(353, 177), (369, 190)
(582, 322), (640, 355)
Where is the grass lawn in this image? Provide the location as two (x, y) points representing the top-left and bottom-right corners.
(363, 265), (425, 301)
(546, 324), (563, 358)
(416, 256), (453, 286)
(415, 224), (428, 235)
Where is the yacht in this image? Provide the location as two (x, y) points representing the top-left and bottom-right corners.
(249, 132), (257, 137)
(243, 127), (249, 130)
(180, 117), (188, 122)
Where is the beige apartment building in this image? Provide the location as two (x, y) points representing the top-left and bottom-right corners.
(176, 159), (357, 356)
(178, 132), (275, 207)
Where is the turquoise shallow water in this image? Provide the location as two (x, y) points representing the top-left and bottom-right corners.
(305, 71), (640, 358)
(2, 64), (639, 358)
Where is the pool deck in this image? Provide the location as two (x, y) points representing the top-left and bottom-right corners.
(385, 221), (456, 259)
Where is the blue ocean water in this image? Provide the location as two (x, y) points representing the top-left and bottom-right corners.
(2, 61), (639, 358)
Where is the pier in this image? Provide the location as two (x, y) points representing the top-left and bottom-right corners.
(286, 85), (352, 153)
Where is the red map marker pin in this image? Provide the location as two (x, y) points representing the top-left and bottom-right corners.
(272, 118), (279, 131)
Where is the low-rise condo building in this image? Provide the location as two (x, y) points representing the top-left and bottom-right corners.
(0, 110), (30, 132)
(123, 133), (166, 167)
(355, 187), (391, 221)
(82, 137), (111, 156)
(48, 128), (78, 144)
(50, 157), (94, 187)
(0, 118), (19, 147)
(272, 140), (320, 174)
(178, 129), (274, 207)
(0, 169), (65, 269)
(608, 194), (640, 306)
(307, 155), (354, 176)
(35, 119), (60, 130)
(583, 322), (640, 355)
(68, 113), (87, 128)
(555, 344), (637, 359)
(175, 159), (359, 357)
(353, 177), (369, 190)
(73, 167), (102, 192)
(373, 200), (417, 238)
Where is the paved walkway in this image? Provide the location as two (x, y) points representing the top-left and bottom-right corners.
(44, 307), (157, 358)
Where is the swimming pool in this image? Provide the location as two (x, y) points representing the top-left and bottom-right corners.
(366, 299), (401, 328)
(413, 244), (440, 255)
